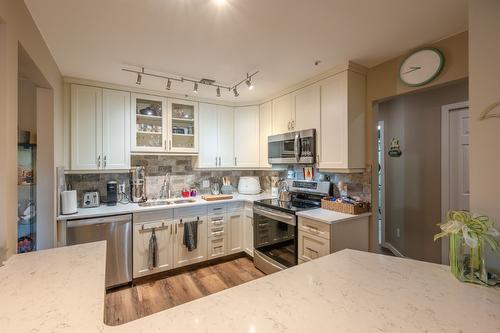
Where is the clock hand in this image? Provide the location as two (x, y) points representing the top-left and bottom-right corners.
(402, 66), (422, 75)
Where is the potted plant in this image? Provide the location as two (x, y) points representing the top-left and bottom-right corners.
(434, 211), (500, 285)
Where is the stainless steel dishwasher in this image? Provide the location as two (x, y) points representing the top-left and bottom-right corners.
(66, 214), (132, 289)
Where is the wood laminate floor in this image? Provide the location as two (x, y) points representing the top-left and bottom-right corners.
(105, 257), (265, 326)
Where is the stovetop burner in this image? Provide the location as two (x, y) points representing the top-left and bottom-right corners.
(254, 198), (320, 214)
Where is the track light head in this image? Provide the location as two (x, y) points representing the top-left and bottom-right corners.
(193, 82), (198, 93)
(166, 79), (172, 90)
(233, 87), (239, 97)
(136, 73), (142, 85)
(216, 86), (221, 97)
(245, 73), (254, 90)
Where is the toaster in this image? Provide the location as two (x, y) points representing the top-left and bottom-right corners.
(237, 176), (261, 195)
(83, 191), (100, 208)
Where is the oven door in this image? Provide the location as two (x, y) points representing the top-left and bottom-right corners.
(253, 206), (297, 274)
(268, 129), (315, 164)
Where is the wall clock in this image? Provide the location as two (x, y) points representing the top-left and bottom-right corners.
(399, 48), (444, 87)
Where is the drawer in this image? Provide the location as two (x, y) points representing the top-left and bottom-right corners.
(134, 209), (174, 223)
(298, 230), (330, 262)
(227, 202), (244, 212)
(209, 224), (225, 238)
(208, 204), (226, 215)
(208, 236), (226, 258)
(298, 217), (330, 240)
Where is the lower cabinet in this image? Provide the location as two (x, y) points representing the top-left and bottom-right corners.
(298, 230), (330, 262)
(173, 216), (208, 268)
(227, 209), (244, 254)
(243, 204), (254, 257)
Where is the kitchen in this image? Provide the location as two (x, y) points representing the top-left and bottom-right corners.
(1, 0), (500, 332)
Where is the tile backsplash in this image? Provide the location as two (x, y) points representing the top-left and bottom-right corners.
(65, 155), (371, 207)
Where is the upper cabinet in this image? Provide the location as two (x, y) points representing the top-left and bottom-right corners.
(131, 93), (167, 152)
(198, 103), (234, 168)
(71, 84), (130, 170)
(259, 102), (272, 168)
(234, 106), (260, 168)
(292, 84), (320, 132)
(272, 94), (294, 133)
(318, 69), (366, 171)
(168, 99), (198, 153)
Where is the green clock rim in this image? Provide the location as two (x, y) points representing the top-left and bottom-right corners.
(398, 47), (445, 87)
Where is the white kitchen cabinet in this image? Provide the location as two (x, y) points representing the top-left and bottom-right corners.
(102, 89), (131, 169)
(208, 236), (226, 259)
(71, 85), (102, 170)
(293, 84), (321, 132)
(131, 93), (167, 153)
(318, 70), (366, 170)
(243, 204), (254, 257)
(272, 94), (294, 134)
(71, 85), (130, 170)
(133, 220), (174, 278)
(198, 103), (235, 168)
(298, 230), (330, 262)
(168, 99), (198, 153)
(259, 102), (272, 168)
(234, 106), (260, 168)
(227, 209), (244, 254)
(173, 215), (207, 268)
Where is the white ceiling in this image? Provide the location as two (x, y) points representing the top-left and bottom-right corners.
(25, 0), (467, 103)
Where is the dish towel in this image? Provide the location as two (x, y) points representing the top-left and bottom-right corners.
(148, 228), (158, 270)
(183, 220), (198, 252)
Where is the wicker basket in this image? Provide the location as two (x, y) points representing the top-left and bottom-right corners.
(321, 197), (370, 215)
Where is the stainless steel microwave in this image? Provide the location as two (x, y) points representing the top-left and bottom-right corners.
(268, 129), (316, 164)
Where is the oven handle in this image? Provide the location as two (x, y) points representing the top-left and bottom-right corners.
(254, 206), (296, 226)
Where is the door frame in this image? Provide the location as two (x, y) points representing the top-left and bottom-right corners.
(377, 120), (386, 247)
(441, 101), (469, 264)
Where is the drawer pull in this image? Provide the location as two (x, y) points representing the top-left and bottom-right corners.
(214, 246), (223, 250)
(306, 247), (318, 254)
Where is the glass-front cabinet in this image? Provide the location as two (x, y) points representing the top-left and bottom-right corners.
(131, 94), (198, 154)
(168, 99), (198, 153)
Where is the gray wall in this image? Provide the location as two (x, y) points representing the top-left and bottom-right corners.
(378, 80), (468, 263)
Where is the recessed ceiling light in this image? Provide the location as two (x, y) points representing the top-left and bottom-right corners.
(214, 0), (227, 5)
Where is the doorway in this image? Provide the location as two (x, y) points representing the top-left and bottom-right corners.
(441, 101), (470, 264)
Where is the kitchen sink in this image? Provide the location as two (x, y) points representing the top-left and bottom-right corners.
(138, 200), (173, 207)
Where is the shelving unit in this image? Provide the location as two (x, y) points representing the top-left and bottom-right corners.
(168, 99), (198, 153)
(17, 143), (36, 253)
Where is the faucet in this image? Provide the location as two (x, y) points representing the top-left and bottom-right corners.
(159, 174), (171, 199)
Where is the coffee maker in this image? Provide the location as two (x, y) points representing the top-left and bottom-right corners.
(106, 181), (118, 206)
(130, 167), (146, 203)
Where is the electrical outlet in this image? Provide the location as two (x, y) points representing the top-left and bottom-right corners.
(396, 228), (400, 238)
(202, 180), (210, 188)
(119, 183), (125, 193)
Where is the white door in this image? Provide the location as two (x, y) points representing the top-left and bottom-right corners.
(133, 221), (173, 278)
(71, 85), (102, 170)
(449, 108), (470, 211)
(198, 103), (218, 168)
(243, 207), (254, 256)
(272, 94), (293, 134)
(168, 99), (198, 153)
(102, 89), (130, 170)
(217, 105), (235, 167)
(259, 102), (272, 168)
(227, 211), (244, 254)
(234, 106), (260, 168)
(173, 216), (207, 268)
(130, 93), (167, 153)
(293, 84), (320, 132)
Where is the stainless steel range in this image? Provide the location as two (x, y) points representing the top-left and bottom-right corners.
(253, 179), (331, 274)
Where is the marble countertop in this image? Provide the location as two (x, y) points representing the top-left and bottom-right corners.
(2, 242), (499, 332)
(57, 192), (273, 221)
(296, 208), (371, 224)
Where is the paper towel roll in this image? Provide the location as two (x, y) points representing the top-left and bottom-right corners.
(61, 190), (77, 215)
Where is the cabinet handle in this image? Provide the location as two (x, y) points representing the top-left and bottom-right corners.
(291, 120), (295, 130)
(169, 139), (172, 150)
(218, 157), (221, 166)
(306, 247), (319, 254)
(234, 156), (237, 166)
(97, 155), (101, 168)
(103, 155), (107, 168)
(170, 224), (173, 235)
(175, 223), (178, 234)
(287, 121), (290, 130)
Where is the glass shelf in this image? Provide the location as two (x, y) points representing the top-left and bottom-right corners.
(171, 101), (196, 151)
(132, 94), (166, 150)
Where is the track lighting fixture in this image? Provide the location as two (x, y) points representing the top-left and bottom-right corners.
(122, 67), (259, 98)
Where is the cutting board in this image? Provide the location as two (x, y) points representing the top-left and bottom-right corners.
(201, 194), (233, 201)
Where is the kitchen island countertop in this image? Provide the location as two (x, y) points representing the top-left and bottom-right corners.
(1, 242), (499, 332)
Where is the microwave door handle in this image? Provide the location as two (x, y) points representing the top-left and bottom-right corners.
(294, 133), (301, 162)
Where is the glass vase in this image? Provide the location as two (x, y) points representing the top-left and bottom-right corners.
(449, 233), (488, 285)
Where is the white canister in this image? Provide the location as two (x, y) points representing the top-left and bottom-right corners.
(61, 190), (78, 215)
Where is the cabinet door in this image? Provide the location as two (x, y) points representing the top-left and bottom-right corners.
(208, 236), (226, 259)
(259, 102), (272, 168)
(131, 93), (167, 152)
(293, 85), (321, 161)
(234, 106), (259, 168)
(168, 99), (198, 153)
(71, 85), (102, 170)
(272, 94), (293, 134)
(198, 103), (218, 168)
(133, 221), (173, 278)
(227, 211), (243, 254)
(173, 216), (207, 268)
(318, 73), (348, 169)
(102, 89), (130, 170)
(243, 208), (254, 256)
(298, 230), (330, 262)
(217, 105), (235, 167)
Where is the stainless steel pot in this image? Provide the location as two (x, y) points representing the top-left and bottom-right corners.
(278, 179), (291, 202)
